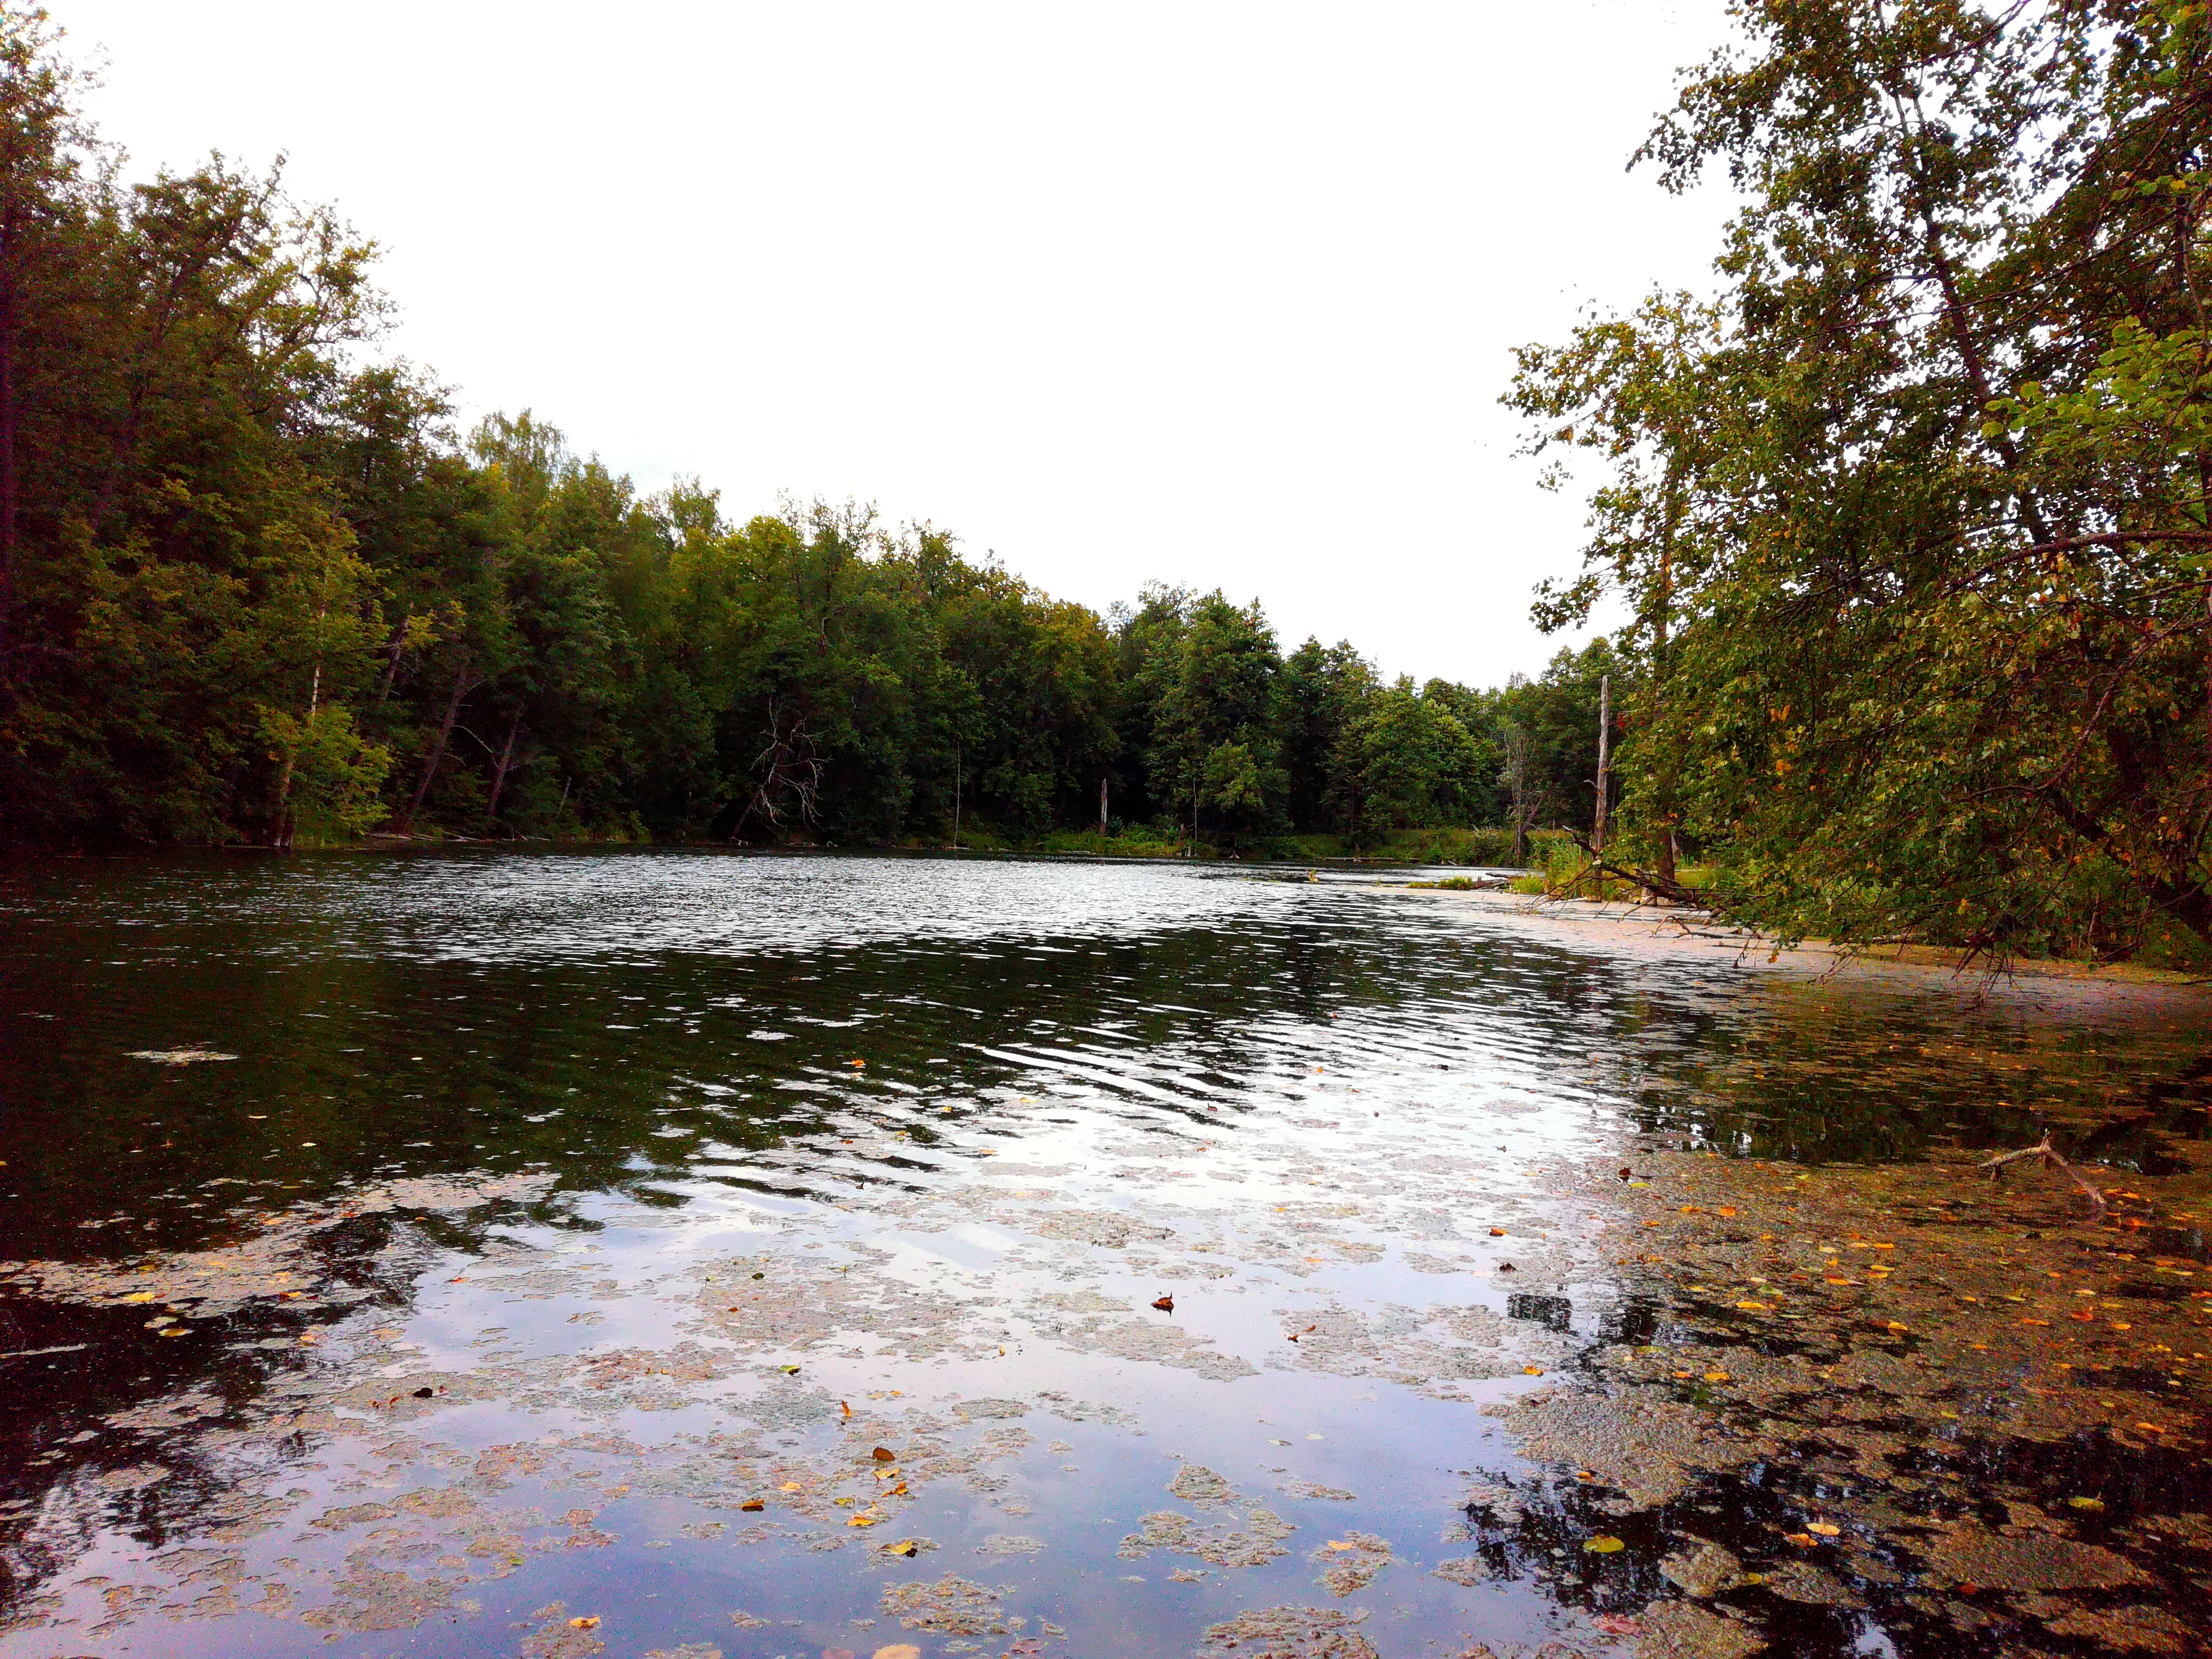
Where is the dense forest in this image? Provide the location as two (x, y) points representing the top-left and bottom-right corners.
(0, 7), (1610, 860)
(3, 1), (2208, 966)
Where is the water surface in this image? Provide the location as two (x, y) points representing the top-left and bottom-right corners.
(1, 850), (2203, 1658)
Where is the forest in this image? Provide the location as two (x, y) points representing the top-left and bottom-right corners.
(0, 7), (1609, 862)
(2, 0), (2208, 965)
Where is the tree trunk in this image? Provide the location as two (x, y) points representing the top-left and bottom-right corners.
(1593, 674), (1612, 856)
(483, 711), (523, 828)
(0, 210), (19, 672)
(1099, 774), (1108, 835)
(393, 656), (471, 835)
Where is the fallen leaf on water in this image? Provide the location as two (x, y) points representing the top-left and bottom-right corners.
(2066, 1496), (2105, 1512)
(568, 1616), (600, 1629)
(841, 1401), (852, 1419)
(1735, 1301), (1770, 1312)
(873, 1645), (922, 1659)
(881, 1539), (919, 1557)
(779, 1482), (804, 1492)
(1523, 1365), (1543, 1376)
(1489, 1227), (1507, 1236)
(780, 1364), (801, 1374)
(1583, 1535), (1624, 1553)
(873, 1446), (898, 1461)
(740, 1499), (765, 1512)
(1806, 1522), (1840, 1537)
(2135, 1422), (2167, 1434)
(848, 1512), (879, 1527)
(2110, 1321), (2133, 1331)
(1784, 1532), (1816, 1546)
(1703, 1371), (1730, 1383)
(123, 1292), (156, 1304)
(1152, 1295), (1175, 1311)
(1714, 1206), (1737, 1217)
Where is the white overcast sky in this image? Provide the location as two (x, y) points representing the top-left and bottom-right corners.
(55, 1), (1739, 685)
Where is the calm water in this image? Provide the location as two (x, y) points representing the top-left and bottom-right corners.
(0, 850), (2203, 1659)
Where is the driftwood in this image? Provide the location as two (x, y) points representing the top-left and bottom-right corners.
(1561, 832), (1716, 909)
(1977, 1132), (2106, 1215)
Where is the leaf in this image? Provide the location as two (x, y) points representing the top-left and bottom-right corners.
(740, 1499), (765, 1512)
(780, 1364), (801, 1374)
(1583, 1535), (1626, 1553)
(123, 1292), (157, 1303)
(849, 1513), (879, 1527)
(1735, 1300), (1770, 1312)
(780, 1482), (804, 1492)
(1523, 1365), (1544, 1375)
(873, 1446), (898, 1461)
(881, 1539), (920, 1557)
(567, 1616), (600, 1629)
(1806, 1522), (1840, 1537)
(1593, 1613), (1643, 1635)
(1784, 1532), (1815, 1546)
(2066, 1496), (2105, 1512)
(873, 1646), (923, 1659)
(1702, 1371), (1730, 1383)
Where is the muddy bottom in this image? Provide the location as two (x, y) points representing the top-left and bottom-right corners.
(0, 850), (2206, 1658)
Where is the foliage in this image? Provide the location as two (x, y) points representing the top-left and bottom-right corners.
(1512, 0), (2212, 960)
(0, 9), (1610, 861)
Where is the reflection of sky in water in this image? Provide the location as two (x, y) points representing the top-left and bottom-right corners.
(0, 851), (2201, 1658)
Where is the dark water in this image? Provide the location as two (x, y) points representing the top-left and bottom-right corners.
(0, 850), (2202, 1659)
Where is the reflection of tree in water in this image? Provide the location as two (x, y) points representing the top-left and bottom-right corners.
(1621, 986), (2209, 1169)
(0, 1190), (569, 1623)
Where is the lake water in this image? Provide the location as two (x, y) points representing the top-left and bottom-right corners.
(1, 850), (2205, 1659)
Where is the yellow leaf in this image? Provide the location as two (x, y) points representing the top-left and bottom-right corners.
(779, 1482), (803, 1492)
(1703, 1371), (1730, 1383)
(1806, 1522), (1840, 1537)
(1522, 1365), (1543, 1375)
(849, 1512), (880, 1527)
(567, 1616), (600, 1629)
(1583, 1535), (1625, 1553)
(1735, 1301), (1771, 1312)
(123, 1292), (157, 1303)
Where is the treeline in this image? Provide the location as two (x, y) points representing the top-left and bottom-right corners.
(1513, 0), (2212, 963)
(0, 9), (1609, 857)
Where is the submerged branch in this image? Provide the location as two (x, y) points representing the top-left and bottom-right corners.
(1978, 1132), (2106, 1215)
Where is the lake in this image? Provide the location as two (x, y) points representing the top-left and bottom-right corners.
(2, 850), (2206, 1659)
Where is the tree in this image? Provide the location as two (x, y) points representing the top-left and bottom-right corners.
(1515, 0), (2212, 959)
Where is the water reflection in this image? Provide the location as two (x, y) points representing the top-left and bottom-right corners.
(0, 850), (2203, 1658)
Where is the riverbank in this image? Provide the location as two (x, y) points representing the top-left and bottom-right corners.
(1391, 884), (2212, 1026)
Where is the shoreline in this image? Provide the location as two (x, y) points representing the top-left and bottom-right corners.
(1390, 884), (2212, 1024)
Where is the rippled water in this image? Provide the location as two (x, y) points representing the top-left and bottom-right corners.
(0, 850), (2202, 1659)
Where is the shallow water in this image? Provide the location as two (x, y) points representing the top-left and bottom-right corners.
(0, 850), (2205, 1659)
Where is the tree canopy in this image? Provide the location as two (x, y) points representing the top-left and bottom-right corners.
(1513, 0), (2212, 962)
(0, 6), (1597, 857)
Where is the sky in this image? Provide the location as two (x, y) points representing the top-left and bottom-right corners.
(54, 1), (1740, 686)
